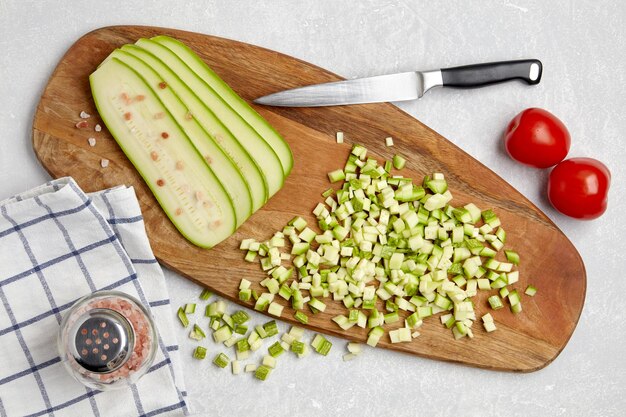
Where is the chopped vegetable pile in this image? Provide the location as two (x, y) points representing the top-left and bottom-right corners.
(177, 288), (340, 381)
(238, 143), (536, 344)
(177, 142), (538, 381)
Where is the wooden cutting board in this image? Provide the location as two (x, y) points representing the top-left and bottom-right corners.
(32, 25), (585, 372)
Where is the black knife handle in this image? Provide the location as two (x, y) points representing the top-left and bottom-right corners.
(440, 59), (542, 88)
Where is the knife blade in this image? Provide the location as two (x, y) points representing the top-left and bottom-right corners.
(254, 59), (542, 107)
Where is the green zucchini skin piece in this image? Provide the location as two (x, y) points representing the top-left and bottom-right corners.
(118, 44), (268, 213)
(148, 36), (293, 179)
(108, 48), (254, 225)
(90, 57), (236, 248)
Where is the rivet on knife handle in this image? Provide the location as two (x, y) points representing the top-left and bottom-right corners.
(439, 59), (543, 89)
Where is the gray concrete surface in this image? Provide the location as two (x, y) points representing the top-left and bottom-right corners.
(1, 1), (624, 416)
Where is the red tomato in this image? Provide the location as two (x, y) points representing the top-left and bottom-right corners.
(547, 158), (610, 219)
(504, 108), (571, 168)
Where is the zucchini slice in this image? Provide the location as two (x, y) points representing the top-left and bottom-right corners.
(90, 58), (236, 247)
(151, 35), (293, 176)
(118, 44), (268, 212)
(134, 38), (286, 198)
(107, 48), (255, 224)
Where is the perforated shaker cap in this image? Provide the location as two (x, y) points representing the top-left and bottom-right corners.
(70, 309), (134, 373)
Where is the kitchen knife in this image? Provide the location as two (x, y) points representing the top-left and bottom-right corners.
(254, 59), (542, 107)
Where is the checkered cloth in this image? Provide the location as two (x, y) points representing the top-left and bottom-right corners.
(0, 178), (188, 417)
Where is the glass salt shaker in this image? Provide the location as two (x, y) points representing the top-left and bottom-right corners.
(57, 291), (158, 390)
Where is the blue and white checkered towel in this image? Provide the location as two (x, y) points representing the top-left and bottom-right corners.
(0, 178), (188, 417)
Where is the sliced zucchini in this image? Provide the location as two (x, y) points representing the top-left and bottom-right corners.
(118, 44), (267, 212)
(106, 49), (254, 226)
(134, 38), (286, 197)
(151, 35), (293, 176)
(90, 58), (236, 247)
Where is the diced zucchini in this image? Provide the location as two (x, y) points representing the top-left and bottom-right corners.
(525, 285), (537, 297)
(231, 143), (528, 345)
(393, 154), (406, 169)
(488, 295), (504, 310)
(213, 352), (230, 368)
(193, 346), (207, 359)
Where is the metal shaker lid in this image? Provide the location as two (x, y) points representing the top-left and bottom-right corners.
(69, 308), (134, 374)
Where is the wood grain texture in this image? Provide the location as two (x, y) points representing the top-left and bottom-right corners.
(32, 26), (586, 372)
